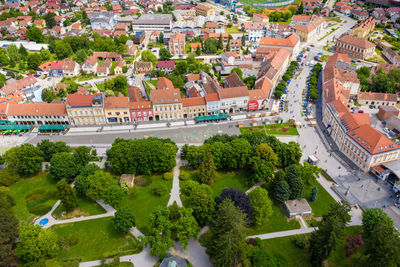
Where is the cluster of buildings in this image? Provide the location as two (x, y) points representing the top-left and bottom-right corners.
(322, 53), (400, 172)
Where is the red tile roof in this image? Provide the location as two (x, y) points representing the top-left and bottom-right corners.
(157, 77), (175, 90)
(182, 97), (206, 107)
(66, 93), (94, 107)
(218, 86), (249, 99)
(7, 103), (67, 116)
(104, 96), (129, 109)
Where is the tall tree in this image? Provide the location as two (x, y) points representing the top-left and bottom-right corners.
(362, 208), (393, 239)
(37, 140), (70, 162)
(253, 144), (278, 166)
(44, 12), (56, 29)
(249, 187), (273, 226)
(144, 207), (173, 257)
(285, 165), (304, 200)
(86, 170), (116, 200)
(198, 151), (216, 184)
(73, 146), (92, 167)
(50, 152), (79, 182)
(187, 184), (216, 226)
(173, 207), (200, 249)
(113, 208), (136, 234)
(309, 202), (351, 266)
(159, 48), (172, 60)
(3, 144), (43, 176)
(102, 185), (124, 208)
(16, 225), (59, 263)
(26, 26), (44, 42)
(0, 206), (18, 266)
(218, 188), (252, 221)
(56, 179), (77, 212)
(208, 199), (248, 267)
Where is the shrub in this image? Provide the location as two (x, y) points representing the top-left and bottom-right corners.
(179, 171), (190, 181)
(150, 183), (169, 196)
(0, 169), (19, 186)
(292, 235), (306, 249)
(181, 180), (199, 196)
(163, 172), (173, 181)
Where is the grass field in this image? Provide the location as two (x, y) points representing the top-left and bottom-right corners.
(240, 123), (299, 136)
(247, 203), (300, 235)
(260, 226), (363, 267)
(53, 217), (141, 262)
(120, 174), (172, 235)
(304, 182), (336, 218)
(225, 27), (242, 34)
(10, 172), (58, 224)
(181, 169), (248, 197)
(52, 197), (106, 220)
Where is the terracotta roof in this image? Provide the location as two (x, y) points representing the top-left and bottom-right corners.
(348, 124), (400, 154)
(151, 88), (182, 104)
(66, 93), (95, 107)
(104, 96), (129, 109)
(0, 103), (8, 114)
(92, 52), (122, 59)
(84, 56), (97, 66)
(205, 92), (219, 102)
(259, 33), (299, 48)
(223, 72), (245, 88)
(62, 59), (77, 71)
(358, 92), (397, 102)
(156, 61), (175, 68)
(196, 4), (211, 11)
(182, 96), (206, 107)
(337, 34), (375, 49)
(293, 23), (316, 33)
(0, 76), (37, 96)
(186, 74), (201, 81)
(292, 15), (313, 22)
(7, 103), (67, 116)
(128, 86), (143, 102)
(218, 86), (249, 99)
(157, 77), (175, 90)
(129, 101), (152, 110)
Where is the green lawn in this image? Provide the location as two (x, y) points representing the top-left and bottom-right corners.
(225, 27), (242, 34)
(260, 235), (310, 267)
(120, 174), (172, 235)
(110, 61), (117, 75)
(148, 79), (158, 88)
(260, 226), (363, 267)
(52, 197), (106, 220)
(240, 123), (299, 136)
(10, 172), (58, 224)
(325, 17), (342, 23)
(247, 203), (300, 235)
(304, 182), (336, 218)
(181, 169), (248, 198)
(53, 217), (141, 263)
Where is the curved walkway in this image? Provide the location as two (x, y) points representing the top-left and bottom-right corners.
(168, 154), (183, 207)
(36, 200), (115, 229)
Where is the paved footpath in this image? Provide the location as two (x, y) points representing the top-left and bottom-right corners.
(36, 200), (115, 229)
(248, 227), (317, 240)
(168, 154), (183, 207)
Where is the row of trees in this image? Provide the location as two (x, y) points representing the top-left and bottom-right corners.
(274, 61), (299, 98)
(107, 137), (178, 175)
(308, 63), (323, 100)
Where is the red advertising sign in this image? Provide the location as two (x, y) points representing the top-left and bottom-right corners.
(248, 100), (259, 111)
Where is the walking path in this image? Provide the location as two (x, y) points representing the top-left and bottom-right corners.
(168, 154), (183, 207)
(36, 200), (115, 229)
(248, 227), (317, 240)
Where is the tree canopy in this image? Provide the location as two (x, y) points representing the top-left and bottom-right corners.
(4, 144), (43, 176)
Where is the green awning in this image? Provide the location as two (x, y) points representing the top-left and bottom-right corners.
(0, 125), (31, 131)
(0, 120), (7, 124)
(38, 124), (68, 131)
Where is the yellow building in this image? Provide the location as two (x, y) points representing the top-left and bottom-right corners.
(66, 93), (106, 126)
(104, 95), (131, 123)
(195, 4), (215, 17)
(151, 78), (183, 121)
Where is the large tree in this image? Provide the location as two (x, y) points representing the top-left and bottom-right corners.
(0, 206), (18, 266)
(113, 208), (136, 234)
(253, 144), (278, 166)
(144, 207), (173, 257)
(102, 185), (124, 208)
(187, 184), (216, 226)
(73, 146), (92, 167)
(50, 152), (79, 182)
(285, 165), (304, 200)
(218, 188), (252, 221)
(74, 164), (100, 197)
(309, 202), (351, 266)
(249, 187), (273, 226)
(247, 157), (273, 184)
(4, 144), (43, 176)
(37, 140), (70, 162)
(159, 48), (172, 60)
(26, 26), (44, 42)
(16, 225), (59, 263)
(86, 170), (116, 200)
(173, 207), (200, 249)
(208, 199), (248, 267)
(362, 208), (393, 239)
(198, 151), (216, 184)
(56, 179), (77, 212)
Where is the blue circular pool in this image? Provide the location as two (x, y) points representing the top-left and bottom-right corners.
(39, 218), (49, 226)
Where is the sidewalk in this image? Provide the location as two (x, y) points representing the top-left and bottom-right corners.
(168, 154), (183, 207)
(248, 227), (317, 240)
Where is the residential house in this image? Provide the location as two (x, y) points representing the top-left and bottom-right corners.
(0, 76), (39, 102)
(169, 33), (185, 56)
(104, 95), (131, 123)
(259, 33), (300, 59)
(135, 62), (153, 73)
(218, 85), (249, 113)
(129, 101), (153, 122)
(248, 76), (272, 111)
(114, 59), (126, 75)
(190, 43), (201, 53)
(156, 61), (175, 74)
(352, 10), (369, 21)
(352, 17), (375, 38)
(97, 59), (112, 76)
(248, 22), (266, 42)
(205, 93), (220, 115)
(150, 78), (183, 121)
(258, 47), (291, 87)
(223, 71), (245, 88)
(182, 96), (206, 118)
(82, 56), (98, 74)
(334, 34), (375, 60)
(66, 93), (106, 126)
(7, 103), (69, 125)
(357, 92), (397, 106)
(62, 59), (80, 77)
(253, 13), (269, 23)
(382, 48), (400, 66)
(230, 39), (242, 52)
(133, 31), (145, 45)
(290, 15), (325, 42)
(195, 4), (215, 17)
(92, 52), (122, 61)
